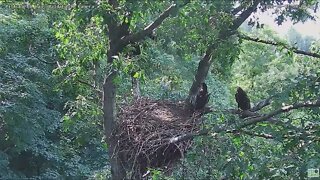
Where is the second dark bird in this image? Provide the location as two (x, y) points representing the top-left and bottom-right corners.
(235, 87), (251, 111)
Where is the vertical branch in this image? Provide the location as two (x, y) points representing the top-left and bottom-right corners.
(132, 76), (141, 100)
(186, 1), (261, 108)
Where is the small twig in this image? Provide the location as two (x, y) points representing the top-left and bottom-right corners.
(132, 103), (157, 121)
(77, 79), (103, 94)
(238, 129), (274, 139)
(29, 44), (57, 64)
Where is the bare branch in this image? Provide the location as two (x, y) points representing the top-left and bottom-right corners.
(169, 129), (209, 144)
(251, 96), (273, 112)
(240, 34), (320, 59)
(30, 55), (56, 65)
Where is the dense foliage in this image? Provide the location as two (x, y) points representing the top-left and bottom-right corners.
(0, 7), (108, 179)
(0, 0), (319, 179)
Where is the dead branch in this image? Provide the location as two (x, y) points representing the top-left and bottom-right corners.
(240, 34), (320, 59)
(231, 5), (244, 15)
(251, 96), (273, 112)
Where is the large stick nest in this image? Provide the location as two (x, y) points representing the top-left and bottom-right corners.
(115, 98), (203, 178)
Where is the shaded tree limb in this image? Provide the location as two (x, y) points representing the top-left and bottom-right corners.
(121, 1), (190, 45)
(30, 55), (57, 65)
(168, 98), (320, 144)
(239, 34), (320, 59)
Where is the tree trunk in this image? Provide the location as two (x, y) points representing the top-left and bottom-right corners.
(103, 71), (126, 180)
(102, 3), (186, 179)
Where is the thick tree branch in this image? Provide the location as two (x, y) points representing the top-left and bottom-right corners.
(121, 4), (178, 45)
(240, 34), (320, 59)
(108, 3), (184, 58)
(168, 98), (320, 144)
(232, 5), (244, 15)
(228, 1), (260, 33)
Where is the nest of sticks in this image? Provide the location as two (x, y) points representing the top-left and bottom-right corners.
(115, 98), (204, 178)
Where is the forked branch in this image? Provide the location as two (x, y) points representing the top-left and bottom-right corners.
(121, 4), (178, 45)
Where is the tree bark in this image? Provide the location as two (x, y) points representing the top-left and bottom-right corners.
(103, 70), (126, 180)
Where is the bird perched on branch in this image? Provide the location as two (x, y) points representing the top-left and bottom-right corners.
(195, 82), (210, 110)
(235, 87), (251, 111)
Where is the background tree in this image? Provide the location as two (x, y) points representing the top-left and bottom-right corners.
(0, 5), (108, 179)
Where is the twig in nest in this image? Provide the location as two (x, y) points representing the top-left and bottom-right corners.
(132, 103), (157, 121)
